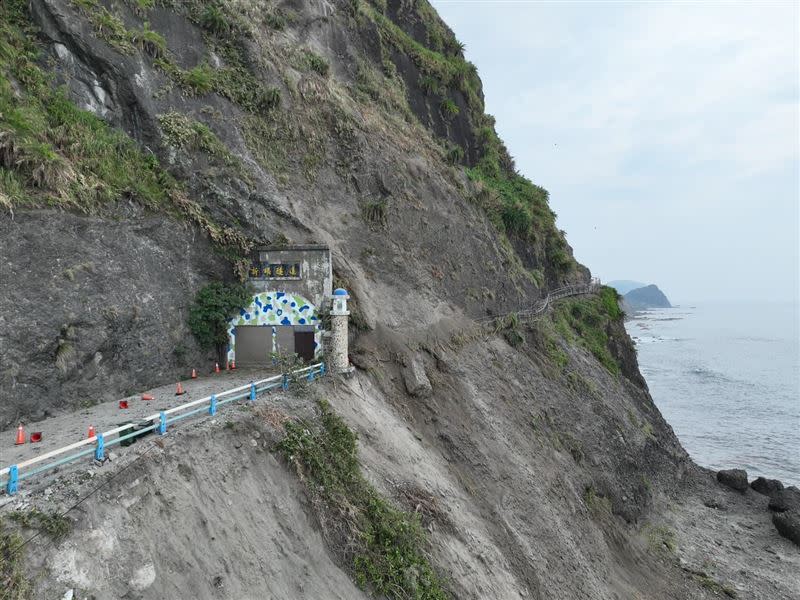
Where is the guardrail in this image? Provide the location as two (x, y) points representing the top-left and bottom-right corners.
(1, 362), (325, 496)
(477, 278), (602, 325)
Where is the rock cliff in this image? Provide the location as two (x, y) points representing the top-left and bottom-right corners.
(1, 1), (797, 598)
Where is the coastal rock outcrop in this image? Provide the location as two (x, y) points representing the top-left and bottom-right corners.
(751, 477), (784, 496)
(717, 469), (749, 492)
(772, 511), (800, 547)
(768, 487), (800, 513)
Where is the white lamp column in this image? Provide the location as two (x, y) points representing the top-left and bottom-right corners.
(330, 288), (352, 374)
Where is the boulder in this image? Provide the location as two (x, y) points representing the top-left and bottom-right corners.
(716, 469), (748, 492)
(402, 355), (432, 398)
(750, 477), (784, 496)
(772, 511), (800, 547)
(767, 486), (800, 513)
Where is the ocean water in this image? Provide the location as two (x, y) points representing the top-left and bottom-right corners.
(626, 301), (800, 487)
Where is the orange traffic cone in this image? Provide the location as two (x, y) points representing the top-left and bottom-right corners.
(87, 425), (96, 439)
(14, 424), (25, 445)
(142, 393), (154, 401)
(214, 362), (220, 374)
(230, 360), (236, 371)
(191, 368), (197, 379)
(175, 382), (186, 396)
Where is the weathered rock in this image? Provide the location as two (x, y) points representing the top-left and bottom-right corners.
(750, 476), (784, 496)
(129, 563), (156, 592)
(402, 356), (432, 398)
(772, 511), (800, 547)
(767, 486), (800, 512)
(716, 469), (748, 492)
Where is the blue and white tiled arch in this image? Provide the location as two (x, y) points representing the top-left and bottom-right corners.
(227, 291), (322, 363)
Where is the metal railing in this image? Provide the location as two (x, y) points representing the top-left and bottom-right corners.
(478, 278), (602, 324)
(1, 362), (325, 495)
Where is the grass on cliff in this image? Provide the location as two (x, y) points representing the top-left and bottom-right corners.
(0, 519), (31, 600)
(277, 400), (448, 600)
(551, 286), (623, 375)
(0, 0), (249, 257)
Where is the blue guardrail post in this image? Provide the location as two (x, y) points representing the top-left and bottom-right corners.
(158, 411), (167, 435)
(307, 369), (315, 382)
(209, 394), (217, 416)
(282, 373), (289, 391)
(94, 433), (105, 462)
(320, 362), (325, 376)
(250, 383), (256, 402)
(6, 465), (18, 495)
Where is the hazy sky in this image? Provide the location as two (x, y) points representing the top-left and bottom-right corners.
(431, 0), (799, 303)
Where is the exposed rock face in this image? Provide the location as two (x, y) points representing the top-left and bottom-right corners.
(716, 469), (749, 492)
(1, 1), (797, 598)
(1, 0), (586, 425)
(751, 477), (784, 496)
(768, 487), (800, 513)
(772, 511), (800, 547)
(402, 353), (433, 398)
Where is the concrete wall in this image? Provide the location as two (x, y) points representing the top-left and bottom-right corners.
(247, 245), (332, 310)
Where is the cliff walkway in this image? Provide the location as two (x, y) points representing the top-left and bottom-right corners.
(478, 278), (602, 325)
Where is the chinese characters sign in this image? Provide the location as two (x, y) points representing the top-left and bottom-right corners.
(248, 262), (302, 279)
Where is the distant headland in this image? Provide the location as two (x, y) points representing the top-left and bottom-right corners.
(608, 281), (672, 312)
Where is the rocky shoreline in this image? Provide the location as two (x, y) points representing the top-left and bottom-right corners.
(716, 468), (800, 546)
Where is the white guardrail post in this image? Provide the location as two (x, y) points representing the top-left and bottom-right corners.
(2, 362), (326, 495)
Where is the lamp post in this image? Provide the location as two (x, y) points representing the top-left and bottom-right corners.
(330, 288), (353, 374)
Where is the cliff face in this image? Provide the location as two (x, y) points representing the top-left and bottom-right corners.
(0, 0), (585, 427)
(2, 1), (796, 599)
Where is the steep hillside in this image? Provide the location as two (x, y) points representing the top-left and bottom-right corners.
(0, 0), (585, 427)
(1, 1), (797, 599)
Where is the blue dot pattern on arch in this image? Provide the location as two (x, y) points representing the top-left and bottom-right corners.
(227, 291), (323, 363)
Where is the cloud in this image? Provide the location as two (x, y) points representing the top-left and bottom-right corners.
(432, 0), (799, 301)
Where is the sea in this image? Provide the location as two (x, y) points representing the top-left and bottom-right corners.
(625, 301), (800, 487)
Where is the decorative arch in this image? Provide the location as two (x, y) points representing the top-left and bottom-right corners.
(226, 291), (323, 364)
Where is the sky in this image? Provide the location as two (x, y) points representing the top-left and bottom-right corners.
(431, 0), (799, 304)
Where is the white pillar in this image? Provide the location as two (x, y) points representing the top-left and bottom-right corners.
(330, 289), (352, 374)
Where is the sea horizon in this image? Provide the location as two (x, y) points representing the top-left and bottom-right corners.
(626, 299), (800, 488)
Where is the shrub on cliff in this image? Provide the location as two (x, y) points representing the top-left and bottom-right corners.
(188, 282), (252, 362)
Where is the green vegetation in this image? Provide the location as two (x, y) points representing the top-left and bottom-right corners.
(264, 10), (286, 30)
(130, 21), (167, 58)
(0, 0), (250, 258)
(494, 312), (524, 348)
(278, 400), (448, 600)
(199, 3), (231, 36)
(440, 98), (459, 118)
(695, 573), (737, 598)
(584, 486), (612, 516)
(644, 524), (677, 554)
(351, 0), (575, 274)
(551, 286), (622, 375)
(446, 144), (464, 165)
(0, 519), (30, 600)
(157, 112), (229, 158)
(187, 282), (252, 362)
(180, 63), (216, 95)
(301, 50), (330, 77)
(8, 509), (71, 541)
(361, 197), (388, 228)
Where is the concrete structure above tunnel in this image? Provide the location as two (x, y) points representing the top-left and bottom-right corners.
(231, 245), (333, 366)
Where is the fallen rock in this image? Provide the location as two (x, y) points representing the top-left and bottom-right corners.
(402, 355), (432, 398)
(716, 469), (748, 492)
(750, 477), (784, 496)
(129, 563), (156, 592)
(772, 511), (800, 547)
(768, 486), (800, 512)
